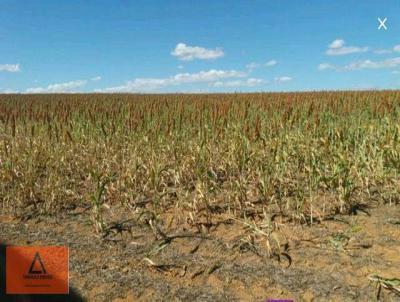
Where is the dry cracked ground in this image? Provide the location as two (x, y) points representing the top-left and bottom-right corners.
(1, 202), (400, 302)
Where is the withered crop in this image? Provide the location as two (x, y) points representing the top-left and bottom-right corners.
(0, 92), (399, 237)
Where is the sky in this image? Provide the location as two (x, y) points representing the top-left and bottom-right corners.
(0, 0), (400, 93)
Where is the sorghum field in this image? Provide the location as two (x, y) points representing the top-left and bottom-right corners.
(1, 92), (400, 301)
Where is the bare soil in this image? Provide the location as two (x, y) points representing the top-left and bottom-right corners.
(1, 203), (399, 302)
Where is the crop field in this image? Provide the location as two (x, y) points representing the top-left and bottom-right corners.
(1, 91), (400, 301)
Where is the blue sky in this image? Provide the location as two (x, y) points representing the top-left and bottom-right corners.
(0, 0), (399, 93)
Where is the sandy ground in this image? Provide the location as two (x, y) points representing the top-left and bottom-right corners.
(1, 203), (399, 302)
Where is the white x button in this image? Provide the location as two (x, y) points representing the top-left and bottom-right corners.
(378, 17), (388, 30)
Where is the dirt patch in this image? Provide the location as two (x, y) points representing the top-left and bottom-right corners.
(1, 203), (400, 301)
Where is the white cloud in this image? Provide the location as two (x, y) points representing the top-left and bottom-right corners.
(27, 80), (87, 93)
(318, 57), (400, 72)
(212, 81), (241, 88)
(177, 65), (184, 69)
(372, 45), (400, 55)
(246, 60), (277, 70)
(246, 62), (260, 70)
(91, 76), (102, 81)
(265, 60), (277, 67)
(1, 89), (18, 94)
(318, 63), (336, 71)
(344, 57), (400, 70)
(275, 76), (292, 83)
(374, 49), (393, 55)
(329, 39), (345, 49)
(211, 78), (267, 88)
(0, 64), (20, 72)
(246, 78), (266, 86)
(326, 39), (368, 56)
(171, 43), (224, 61)
(99, 69), (247, 92)
(173, 69), (245, 83)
